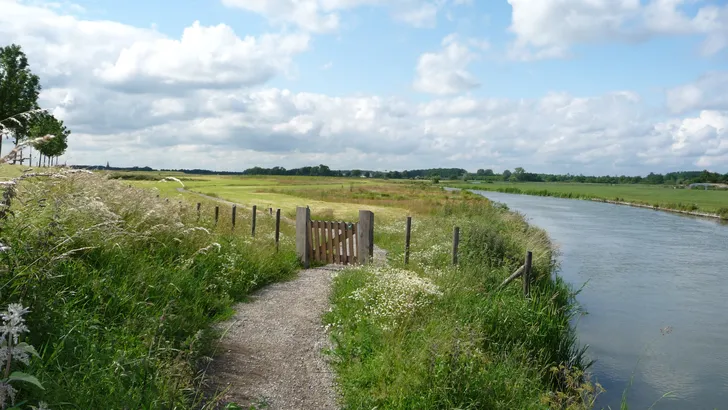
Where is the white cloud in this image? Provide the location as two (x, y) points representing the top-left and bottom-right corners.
(507, 0), (728, 61)
(666, 72), (728, 114)
(413, 34), (481, 95)
(3, 0), (727, 174)
(221, 0), (468, 33)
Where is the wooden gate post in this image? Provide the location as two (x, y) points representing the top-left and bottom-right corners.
(296, 207), (311, 268)
(358, 210), (374, 265)
(275, 208), (281, 252)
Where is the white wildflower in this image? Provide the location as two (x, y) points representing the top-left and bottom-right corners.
(0, 304), (30, 344)
(350, 267), (442, 330)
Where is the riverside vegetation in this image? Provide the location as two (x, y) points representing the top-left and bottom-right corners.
(279, 183), (600, 408)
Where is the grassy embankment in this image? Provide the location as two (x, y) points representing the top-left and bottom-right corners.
(451, 181), (728, 219)
(278, 182), (600, 409)
(0, 168), (300, 408)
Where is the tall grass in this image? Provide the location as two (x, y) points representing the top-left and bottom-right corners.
(0, 171), (299, 408)
(324, 196), (600, 409)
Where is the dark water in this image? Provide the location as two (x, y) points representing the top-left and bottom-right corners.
(471, 190), (728, 410)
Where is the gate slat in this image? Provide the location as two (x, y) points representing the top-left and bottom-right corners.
(313, 220), (321, 262)
(308, 220), (314, 261)
(332, 222), (339, 264)
(338, 221), (345, 265)
(327, 221), (334, 264)
(352, 223), (358, 264)
(347, 223), (354, 265)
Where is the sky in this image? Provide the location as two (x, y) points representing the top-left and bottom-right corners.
(1, 0), (728, 175)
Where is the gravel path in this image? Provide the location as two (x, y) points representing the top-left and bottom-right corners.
(206, 265), (343, 410)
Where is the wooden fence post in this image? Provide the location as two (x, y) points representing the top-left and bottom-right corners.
(275, 208), (281, 251)
(452, 227), (460, 265)
(196, 203), (201, 221)
(251, 205), (257, 237)
(404, 216), (412, 265)
(232, 205), (237, 229)
(214, 206), (219, 226)
(296, 207), (311, 268)
(523, 251), (532, 297)
(358, 210), (374, 265)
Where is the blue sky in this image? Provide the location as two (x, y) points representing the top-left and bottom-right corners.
(2, 0), (728, 173)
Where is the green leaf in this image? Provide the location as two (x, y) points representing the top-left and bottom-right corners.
(16, 342), (40, 358)
(8, 371), (44, 390)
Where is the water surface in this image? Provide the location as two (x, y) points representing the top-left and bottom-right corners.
(471, 190), (728, 410)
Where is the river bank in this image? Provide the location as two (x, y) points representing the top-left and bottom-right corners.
(471, 189), (728, 409)
(450, 183), (728, 221)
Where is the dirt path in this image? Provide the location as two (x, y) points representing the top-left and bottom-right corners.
(182, 187), (390, 408)
(206, 265), (343, 409)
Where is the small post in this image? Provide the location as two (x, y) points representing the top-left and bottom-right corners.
(452, 227), (460, 265)
(269, 207), (273, 215)
(296, 207), (311, 268)
(251, 205), (257, 237)
(523, 251), (533, 297)
(196, 202), (201, 221)
(404, 216), (412, 265)
(358, 210), (374, 265)
(214, 206), (219, 226)
(275, 208), (281, 251)
(232, 205), (237, 229)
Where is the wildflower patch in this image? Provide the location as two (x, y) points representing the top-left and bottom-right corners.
(349, 267), (442, 330)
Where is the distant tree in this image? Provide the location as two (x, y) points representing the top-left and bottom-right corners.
(476, 169), (485, 176)
(432, 176), (440, 184)
(29, 113), (70, 164)
(484, 169), (494, 176)
(0, 44), (41, 154)
(351, 169), (362, 177)
(502, 169), (512, 180)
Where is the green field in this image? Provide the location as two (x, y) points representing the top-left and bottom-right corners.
(452, 181), (728, 218)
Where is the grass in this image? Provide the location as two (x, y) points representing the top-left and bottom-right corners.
(0, 170), (300, 408)
(451, 181), (728, 218)
(323, 198), (599, 409)
(1, 168), (600, 408)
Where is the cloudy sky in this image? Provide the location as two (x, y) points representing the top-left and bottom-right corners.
(2, 0), (728, 174)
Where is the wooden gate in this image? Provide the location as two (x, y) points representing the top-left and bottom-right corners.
(296, 207), (374, 267)
(309, 220), (357, 265)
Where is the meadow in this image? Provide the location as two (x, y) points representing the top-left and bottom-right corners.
(452, 181), (728, 218)
(1, 167), (596, 409)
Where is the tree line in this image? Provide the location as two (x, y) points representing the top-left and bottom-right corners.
(0, 44), (69, 165)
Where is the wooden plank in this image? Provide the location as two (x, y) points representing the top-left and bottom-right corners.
(338, 222), (346, 265)
(324, 221), (334, 263)
(352, 223), (358, 264)
(499, 265), (524, 288)
(309, 220), (315, 261)
(333, 222), (341, 264)
(313, 220), (321, 262)
(347, 223), (355, 265)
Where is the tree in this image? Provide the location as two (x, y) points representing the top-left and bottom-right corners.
(29, 113), (70, 164)
(484, 169), (494, 176)
(0, 44), (41, 154)
(476, 169), (485, 176)
(502, 169), (512, 180)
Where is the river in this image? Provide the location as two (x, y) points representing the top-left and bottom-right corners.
(470, 190), (728, 410)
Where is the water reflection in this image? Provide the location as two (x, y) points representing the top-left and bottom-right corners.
(471, 190), (728, 410)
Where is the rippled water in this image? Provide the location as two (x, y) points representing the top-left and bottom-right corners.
(471, 190), (728, 410)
